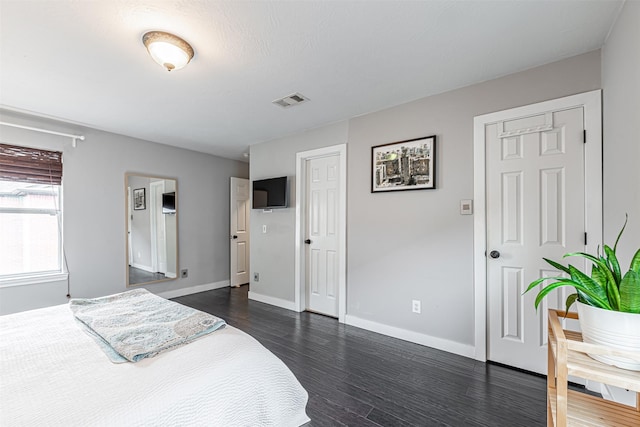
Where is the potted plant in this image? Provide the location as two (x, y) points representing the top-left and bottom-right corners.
(525, 216), (640, 370)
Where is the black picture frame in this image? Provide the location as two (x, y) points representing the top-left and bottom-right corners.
(133, 188), (146, 210)
(371, 135), (436, 192)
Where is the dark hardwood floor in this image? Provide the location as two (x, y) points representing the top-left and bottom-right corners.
(173, 286), (548, 427)
(128, 266), (166, 285)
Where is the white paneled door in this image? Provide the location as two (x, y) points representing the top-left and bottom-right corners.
(230, 177), (250, 287)
(486, 107), (586, 374)
(305, 155), (340, 317)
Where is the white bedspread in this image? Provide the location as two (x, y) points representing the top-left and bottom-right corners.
(0, 304), (310, 426)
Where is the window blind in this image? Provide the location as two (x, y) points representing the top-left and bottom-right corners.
(0, 143), (63, 185)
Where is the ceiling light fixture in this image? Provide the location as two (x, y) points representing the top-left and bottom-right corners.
(142, 31), (194, 72)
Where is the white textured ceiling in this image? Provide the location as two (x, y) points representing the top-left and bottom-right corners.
(0, 0), (623, 160)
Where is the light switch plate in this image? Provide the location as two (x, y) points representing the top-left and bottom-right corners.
(460, 199), (473, 215)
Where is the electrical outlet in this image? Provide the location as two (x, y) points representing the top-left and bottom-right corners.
(254, 272), (259, 282)
(180, 269), (188, 278)
(412, 300), (421, 314)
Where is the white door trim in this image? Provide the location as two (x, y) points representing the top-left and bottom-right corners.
(295, 144), (347, 323)
(472, 90), (603, 361)
(127, 187), (133, 265)
(150, 180), (166, 274)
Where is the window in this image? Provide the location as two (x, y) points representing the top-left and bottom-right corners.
(0, 144), (63, 279)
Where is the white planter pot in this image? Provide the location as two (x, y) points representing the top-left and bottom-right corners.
(576, 302), (640, 371)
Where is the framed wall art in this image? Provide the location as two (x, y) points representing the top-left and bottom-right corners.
(371, 135), (436, 192)
(133, 188), (146, 210)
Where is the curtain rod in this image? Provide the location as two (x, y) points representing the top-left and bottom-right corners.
(0, 121), (85, 148)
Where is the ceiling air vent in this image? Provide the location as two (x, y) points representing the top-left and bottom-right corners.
(272, 92), (310, 108)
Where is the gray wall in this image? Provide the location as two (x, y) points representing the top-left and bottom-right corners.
(0, 111), (248, 315)
(347, 51), (601, 346)
(602, 0), (640, 266)
(249, 50), (601, 349)
(129, 175), (153, 270)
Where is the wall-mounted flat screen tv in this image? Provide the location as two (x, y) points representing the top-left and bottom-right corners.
(252, 176), (287, 209)
(162, 192), (176, 214)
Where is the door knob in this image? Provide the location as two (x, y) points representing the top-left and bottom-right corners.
(232, 235), (238, 239)
(489, 250), (500, 259)
(304, 239), (312, 244)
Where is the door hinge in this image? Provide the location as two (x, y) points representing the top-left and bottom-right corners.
(585, 232), (588, 245)
(583, 130), (587, 144)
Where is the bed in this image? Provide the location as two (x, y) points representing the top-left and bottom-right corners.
(0, 295), (310, 426)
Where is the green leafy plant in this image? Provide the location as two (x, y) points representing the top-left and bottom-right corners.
(525, 216), (640, 314)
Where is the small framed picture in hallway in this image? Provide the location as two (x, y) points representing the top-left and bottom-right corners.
(133, 188), (146, 210)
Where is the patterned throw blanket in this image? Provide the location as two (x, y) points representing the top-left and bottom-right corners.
(70, 289), (226, 363)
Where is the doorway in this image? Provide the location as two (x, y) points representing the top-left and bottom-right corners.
(230, 177), (250, 287)
(295, 144), (347, 322)
(473, 90), (602, 374)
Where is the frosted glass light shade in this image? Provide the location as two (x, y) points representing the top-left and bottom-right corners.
(142, 31), (194, 72)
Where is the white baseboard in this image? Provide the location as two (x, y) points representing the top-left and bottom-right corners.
(248, 291), (299, 312)
(344, 314), (475, 359)
(131, 262), (153, 273)
(157, 280), (229, 299)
